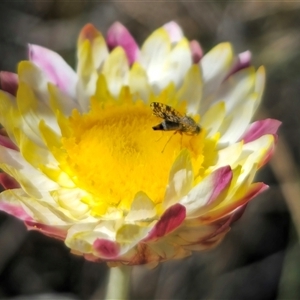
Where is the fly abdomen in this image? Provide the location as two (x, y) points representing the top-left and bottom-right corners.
(152, 120), (181, 131)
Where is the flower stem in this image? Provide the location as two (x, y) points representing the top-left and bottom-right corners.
(105, 265), (132, 300)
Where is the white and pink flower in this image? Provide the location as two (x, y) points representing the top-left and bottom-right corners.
(0, 21), (280, 266)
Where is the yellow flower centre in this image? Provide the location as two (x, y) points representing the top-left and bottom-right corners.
(62, 98), (207, 215)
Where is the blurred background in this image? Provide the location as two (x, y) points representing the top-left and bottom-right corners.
(0, 1), (299, 299)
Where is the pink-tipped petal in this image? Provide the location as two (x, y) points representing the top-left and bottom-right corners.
(208, 166), (233, 204)
(163, 21), (184, 43)
(259, 142), (276, 168)
(0, 202), (32, 220)
(106, 22), (139, 65)
(25, 221), (67, 240)
(93, 239), (120, 259)
(241, 119), (282, 144)
(190, 40), (203, 63)
(0, 135), (18, 150)
(201, 182), (268, 223)
(0, 72), (18, 96)
(28, 44), (77, 97)
(227, 50), (252, 78)
(78, 23), (100, 44)
(0, 173), (20, 189)
(144, 203), (186, 242)
(229, 203), (248, 224)
(226, 183), (268, 215)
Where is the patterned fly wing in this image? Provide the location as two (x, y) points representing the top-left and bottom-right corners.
(150, 102), (183, 123)
(150, 102), (201, 135)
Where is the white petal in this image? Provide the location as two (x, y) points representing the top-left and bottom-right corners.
(212, 67), (256, 113)
(218, 93), (257, 145)
(139, 28), (170, 86)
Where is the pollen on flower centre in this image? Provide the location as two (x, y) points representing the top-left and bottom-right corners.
(62, 99), (204, 214)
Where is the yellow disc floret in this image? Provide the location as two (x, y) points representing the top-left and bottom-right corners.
(61, 96), (205, 215)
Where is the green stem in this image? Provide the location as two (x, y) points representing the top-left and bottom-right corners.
(105, 265), (132, 300)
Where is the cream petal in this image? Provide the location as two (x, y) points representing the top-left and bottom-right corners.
(48, 83), (80, 116)
(129, 62), (151, 102)
(163, 149), (194, 208)
(201, 182), (268, 224)
(76, 72), (97, 113)
(18, 61), (53, 106)
(51, 188), (90, 219)
(139, 28), (170, 85)
(181, 166), (232, 218)
(0, 90), (23, 145)
(176, 64), (202, 114)
(0, 189), (71, 225)
(239, 134), (275, 176)
(17, 82), (60, 138)
(218, 93), (257, 145)
(163, 38), (192, 88)
(14, 127), (57, 168)
(65, 223), (98, 254)
(66, 221), (119, 255)
(213, 141), (244, 170)
(229, 163), (258, 198)
(102, 47), (129, 97)
(148, 38), (192, 91)
(0, 145), (59, 199)
(76, 30), (105, 112)
(125, 191), (157, 222)
(254, 66), (266, 111)
(200, 43), (235, 113)
(213, 67), (256, 114)
(78, 23), (109, 71)
(116, 224), (151, 256)
(201, 101), (225, 137)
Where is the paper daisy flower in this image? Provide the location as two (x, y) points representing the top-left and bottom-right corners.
(0, 21), (280, 266)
